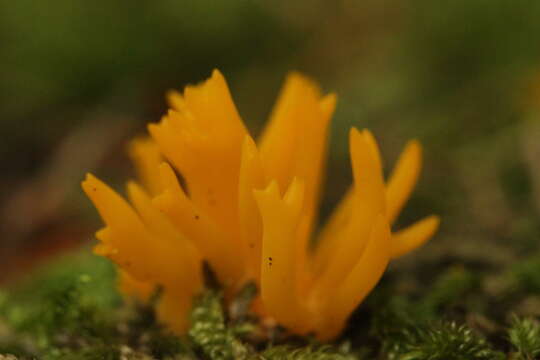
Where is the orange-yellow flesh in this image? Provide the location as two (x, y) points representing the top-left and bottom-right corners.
(258, 74), (335, 220)
(118, 269), (155, 301)
(82, 69), (441, 341)
(156, 288), (194, 334)
(254, 179), (312, 334)
(148, 113), (242, 242)
(166, 89), (187, 112)
(315, 129), (386, 291)
(391, 215), (440, 258)
(311, 187), (354, 276)
(386, 140), (422, 224)
(293, 94), (337, 295)
(128, 137), (163, 196)
(258, 73), (336, 294)
(258, 73), (311, 193)
(83, 174), (162, 282)
(148, 70), (248, 252)
(126, 181), (202, 289)
(316, 215), (391, 340)
(152, 163), (244, 288)
(238, 135), (267, 282)
(183, 69), (247, 139)
(311, 127), (380, 275)
(82, 174), (202, 289)
(313, 138), (424, 274)
(362, 129), (384, 174)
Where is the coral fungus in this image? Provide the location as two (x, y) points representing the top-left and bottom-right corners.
(82, 70), (439, 340)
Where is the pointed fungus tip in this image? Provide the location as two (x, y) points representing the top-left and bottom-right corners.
(361, 128), (374, 138)
(211, 69), (226, 84)
(158, 161), (172, 173)
(283, 177), (305, 208)
(429, 214), (441, 227)
(254, 180), (279, 200)
(242, 134), (257, 151)
(409, 139), (422, 154)
(126, 180), (138, 193)
(82, 173), (98, 190)
(147, 122), (158, 134)
(320, 93), (337, 111)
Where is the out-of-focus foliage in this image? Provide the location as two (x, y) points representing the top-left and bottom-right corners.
(508, 316), (540, 360)
(2, 0), (540, 358)
(1, 0), (540, 240)
(0, 1), (295, 178)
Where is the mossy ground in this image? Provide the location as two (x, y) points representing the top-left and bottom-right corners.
(2, 246), (540, 360)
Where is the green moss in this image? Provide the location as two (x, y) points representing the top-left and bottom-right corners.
(510, 255), (540, 294)
(420, 266), (479, 315)
(189, 291), (249, 360)
(0, 252), (120, 357)
(260, 345), (361, 360)
(508, 316), (540, 360)
(4, 248), (540, 359)
(42, 345), (120, 360)
(389, 322), (504, 360)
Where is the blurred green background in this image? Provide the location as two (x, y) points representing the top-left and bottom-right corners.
(2, 0), (540, 281)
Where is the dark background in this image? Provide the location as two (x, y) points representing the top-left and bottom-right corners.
(2, 0), (540, 281)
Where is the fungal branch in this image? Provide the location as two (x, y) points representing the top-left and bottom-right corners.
(83, 69), (439, 340)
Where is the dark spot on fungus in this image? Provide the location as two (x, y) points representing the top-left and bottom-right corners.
(268, 257), (273, 267)
(195, 215), (200, 220)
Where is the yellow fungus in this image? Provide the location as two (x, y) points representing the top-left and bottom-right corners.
(83, 69), (439, 340)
